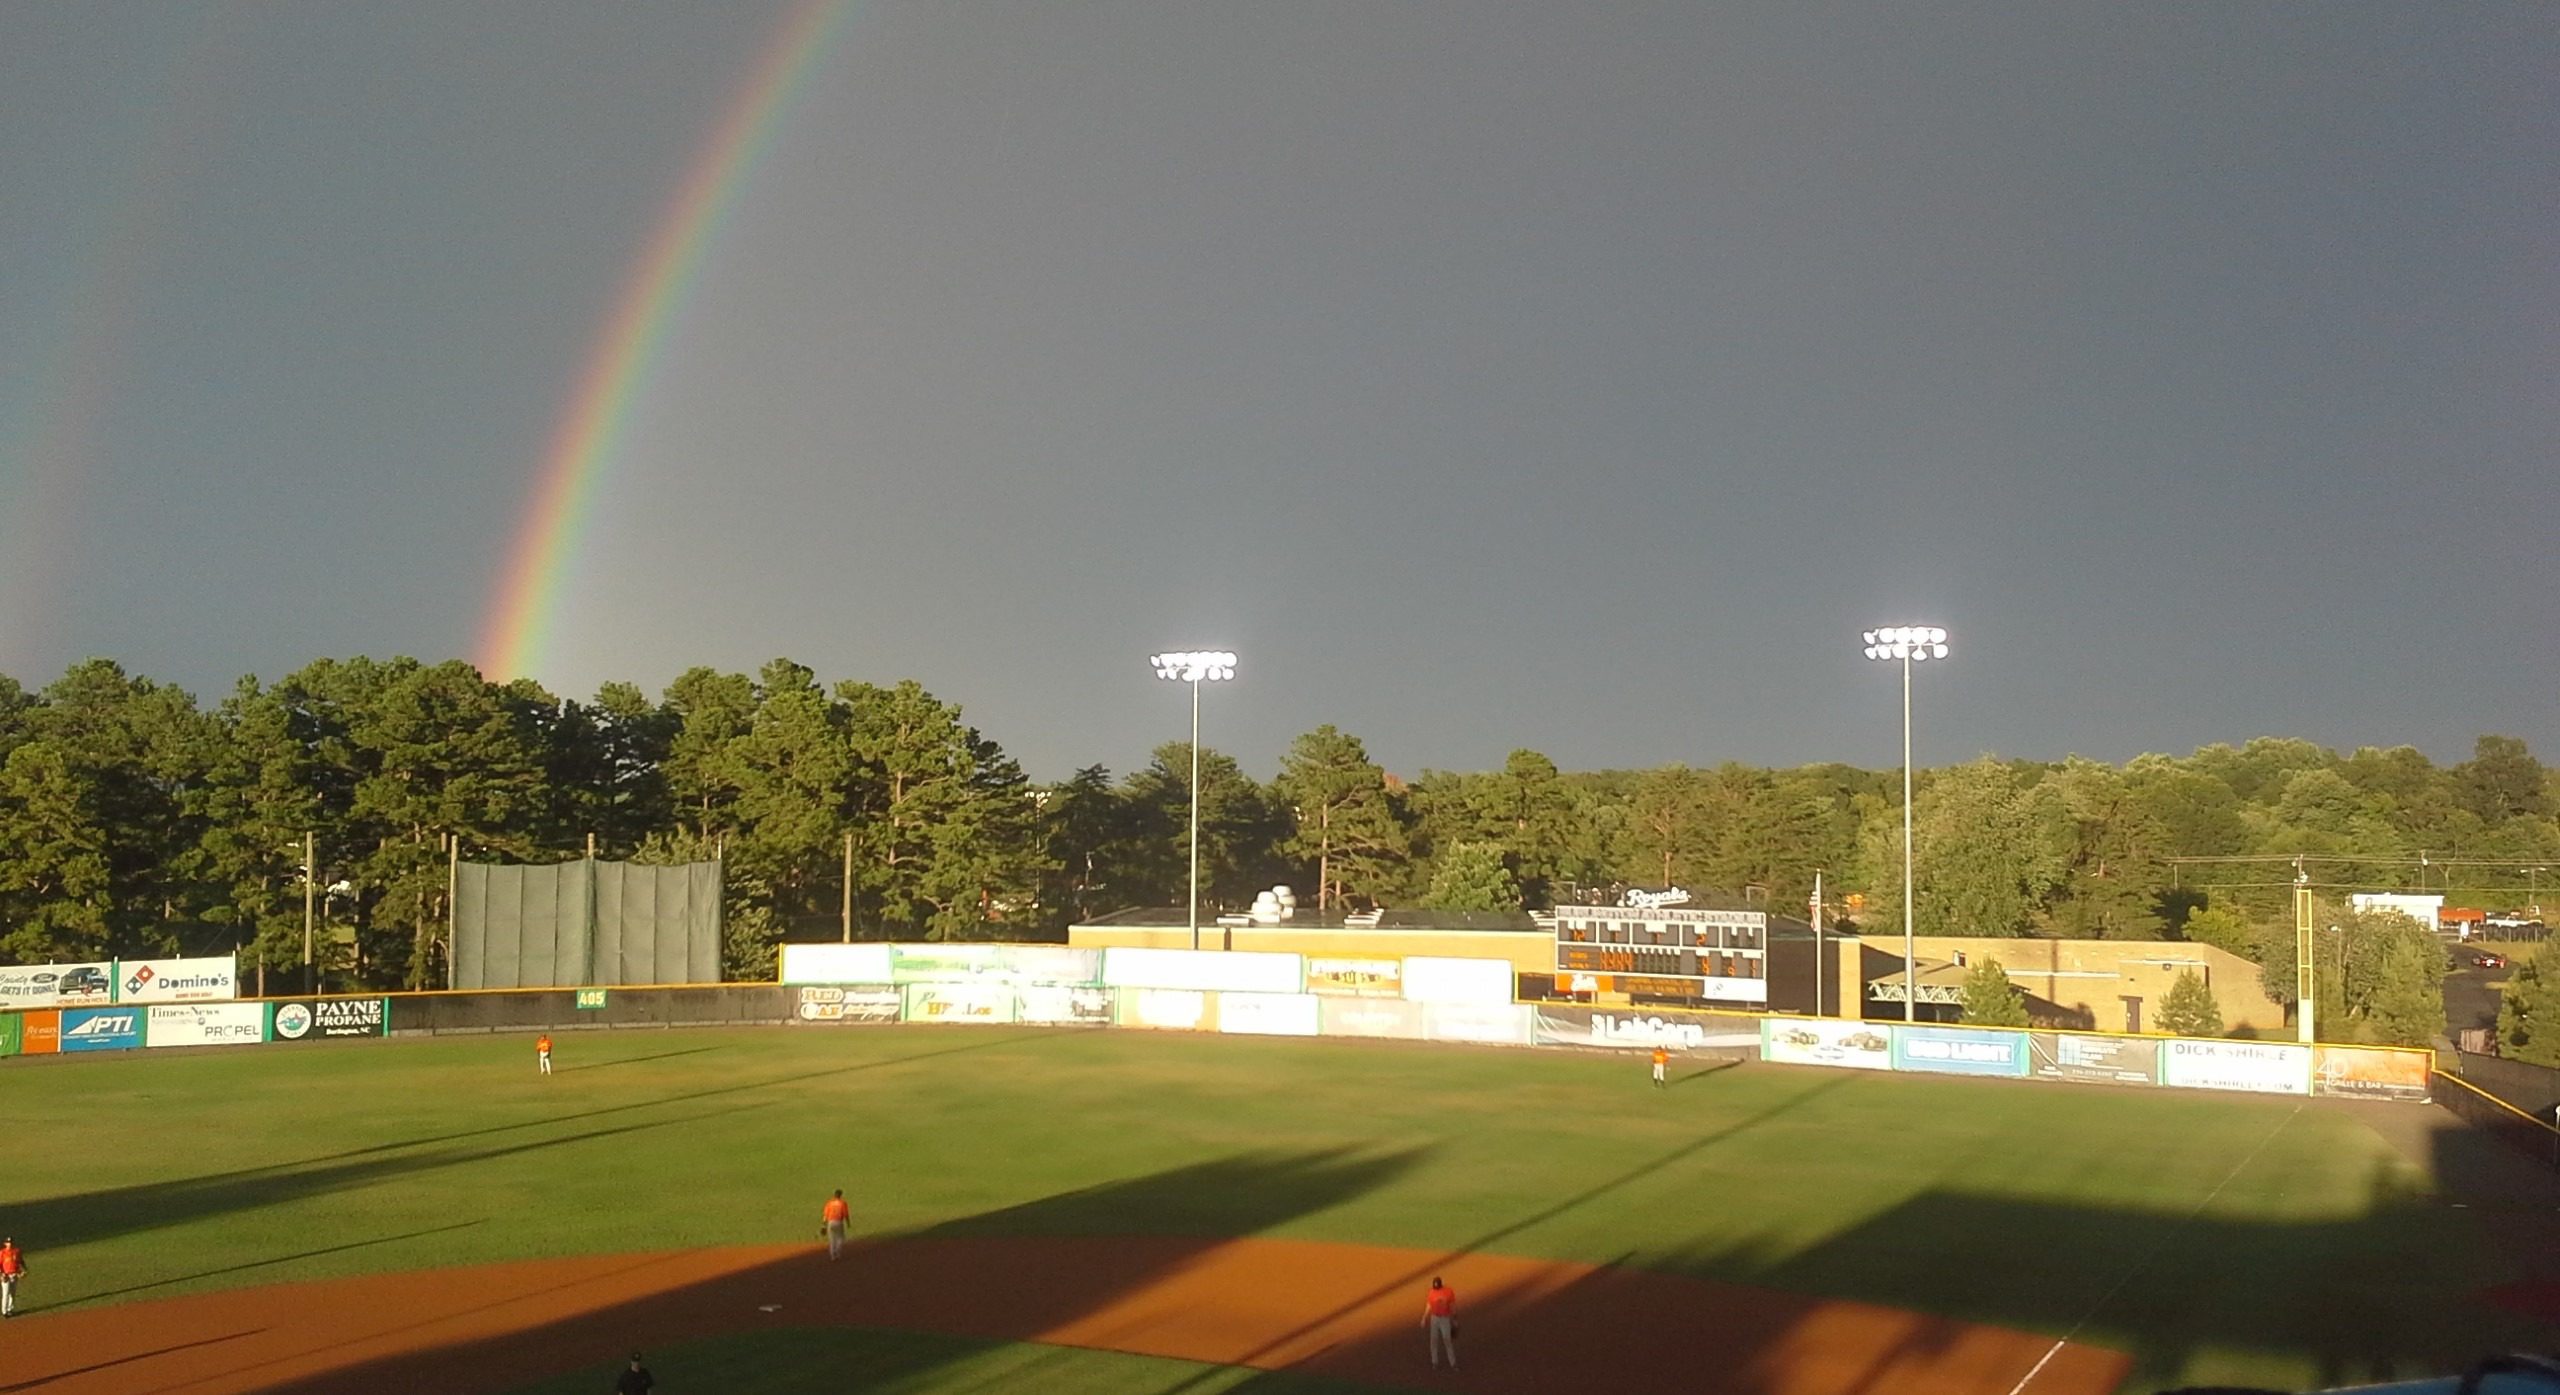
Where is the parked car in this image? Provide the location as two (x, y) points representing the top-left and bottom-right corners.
(2473, 953), (2509, 970)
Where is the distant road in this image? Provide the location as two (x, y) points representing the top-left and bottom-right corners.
(2445, 962), (2508, 1036)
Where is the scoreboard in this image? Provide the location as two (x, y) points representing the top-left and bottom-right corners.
(1553, 902), (1767, 1005)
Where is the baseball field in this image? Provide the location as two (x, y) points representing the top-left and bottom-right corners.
(1, 1023), (2553, 1394)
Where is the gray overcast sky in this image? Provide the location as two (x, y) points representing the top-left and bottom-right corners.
(2, 2), (2553, 782)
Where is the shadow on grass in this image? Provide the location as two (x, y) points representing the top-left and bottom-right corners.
(225, 1142), (1432, 1394)
(15, 1032), (1042, 1260)
(1672, 1060), (1744, 1088)
(558, 1044), (728, 1072)
(72, 1219), (488, 1306)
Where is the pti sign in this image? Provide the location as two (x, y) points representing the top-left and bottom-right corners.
(60, 1007), (145, 1053)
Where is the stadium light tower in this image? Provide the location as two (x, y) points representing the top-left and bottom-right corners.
(1150, 650), (1238, 950)
(1862, 626), (1949, 1022)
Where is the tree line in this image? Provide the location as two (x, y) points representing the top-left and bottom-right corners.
(0, 655), (2551, 1012)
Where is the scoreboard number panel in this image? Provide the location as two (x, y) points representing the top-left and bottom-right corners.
(1554, 899), (1769, 1007)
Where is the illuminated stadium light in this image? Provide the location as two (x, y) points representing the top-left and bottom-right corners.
(1861, 624), (1951, 1023)
(1151, 650), (1240, 949)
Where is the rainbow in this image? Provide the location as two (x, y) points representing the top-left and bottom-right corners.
(477, 0), (847, 682)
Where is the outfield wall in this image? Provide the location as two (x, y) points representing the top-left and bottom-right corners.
(0, 942), (2431, 1107)
(1752, 1015), (2432, 1102)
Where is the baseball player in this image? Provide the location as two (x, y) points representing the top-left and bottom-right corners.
(820, 1188), (850, 1259)
(537, 1032), (553, 1076)
(1420, 1275), (1457, 1368)
(0, 1236), (25, 1317)
(614, 1351), (655, 1394)
(1651, 1045), (1669, 1088)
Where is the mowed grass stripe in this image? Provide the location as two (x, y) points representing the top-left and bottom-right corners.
(0, 1024), (2536, 1390)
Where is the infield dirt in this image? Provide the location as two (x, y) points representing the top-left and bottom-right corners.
(0, 1234), (2124, 1394)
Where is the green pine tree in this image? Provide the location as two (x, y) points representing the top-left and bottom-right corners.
(1423, 842), (1519, 912)
(1959, 957), (2030, 1027)
(2157, 971), (2225, 1037)
(2499, 958), (2560, 1067)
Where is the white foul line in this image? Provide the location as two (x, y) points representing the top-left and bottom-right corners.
(2004, 1102), (2303, 1395)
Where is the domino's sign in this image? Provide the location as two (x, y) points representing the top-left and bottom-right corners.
(60, 1007), (145, 1052)
(117, 956), (238, 1004)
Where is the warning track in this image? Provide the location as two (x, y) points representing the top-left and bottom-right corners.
(0, 1234), (2128, 1394)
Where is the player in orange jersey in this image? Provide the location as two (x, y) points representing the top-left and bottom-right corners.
(1420, 1275), (1457, 1368)
(820, 1188), (851, 1259)
(1651, 1045), (1669, 1088)
(537, 1032), (553, 1075)
(0, 1236), (26, 1317)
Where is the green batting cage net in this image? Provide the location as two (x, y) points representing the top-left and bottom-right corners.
(451, 860), (723, 989)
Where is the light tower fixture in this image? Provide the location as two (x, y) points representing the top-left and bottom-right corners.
(1862, 625), (1951, 1022)
(1150, 650), (1239, 949)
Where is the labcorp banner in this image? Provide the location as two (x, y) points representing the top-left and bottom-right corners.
(1761, 1018), (1892, 1070)
(147, 1002), (267, 1047)
(793, 986), (901, 1024)
(2028, 1032), (2159, 1086)
(1893, 1025), (2030, 1078)
(902, 982), (1016, 1024)
(0, 962), (112, 1009)
(1533, 1006), (1759, 1052)
(1216, 992), (1321, 1037)
(2161, 1039), (2310, 1096)
(889, 944), (1101, 986)
(2314, 1045), (2431, 1103)
(117, 956), (237, 1004)
(270, 998), (390, 1041)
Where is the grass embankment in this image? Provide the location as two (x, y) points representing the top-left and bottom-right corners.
(1, 1024), (2537, 1390)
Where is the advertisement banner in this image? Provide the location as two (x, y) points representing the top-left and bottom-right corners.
(116, 956), (238, 1004)
(1117, 988), (1212, 1031)
(1015, 985), (1113, 1026)
(1893, 1025), (2030, 1078)
(20, 1010), (60, 1055)
(1317, 996), (1427, 1040)
(889, 944), (1103, 986)
(0, 1012), (19, 1056)
(146, 1002), (267, 1047)
(2161, 1039), (2311, 1096)
(60, 1006), (145, 1053)
(1760, 1018), (1893, 1070)
(1531, 1006), (1760, 1052)
(2028, 1032), (2159, 1086)
(778, 943), (895, 985)
(269, 998), (390, 1040)
(1400, 956), (1516, 1005)
(1304, 957), (1403, 998)
(901, 982), (1016, 1024)
(792, 986), (902, 1024)
(2314, 1045), (2431, 1103)
(0, 962), (112, 1010)
(1422, 1002), (1533, 1046)
(1216, 992), (1321, 1037)
(1102, 948), (1302, 995)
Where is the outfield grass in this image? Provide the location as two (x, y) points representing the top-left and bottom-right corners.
(504, 1328), (1403, 1395)
(2, 1024), (2544, 1391)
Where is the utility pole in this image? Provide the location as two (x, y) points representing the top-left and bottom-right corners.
(1810, 869), (1825, 1018)
(447, 832), (461, 990)
(303, 830), (317, 997)
(586, 831), (597, 860)
(842, 830), (855, 943)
